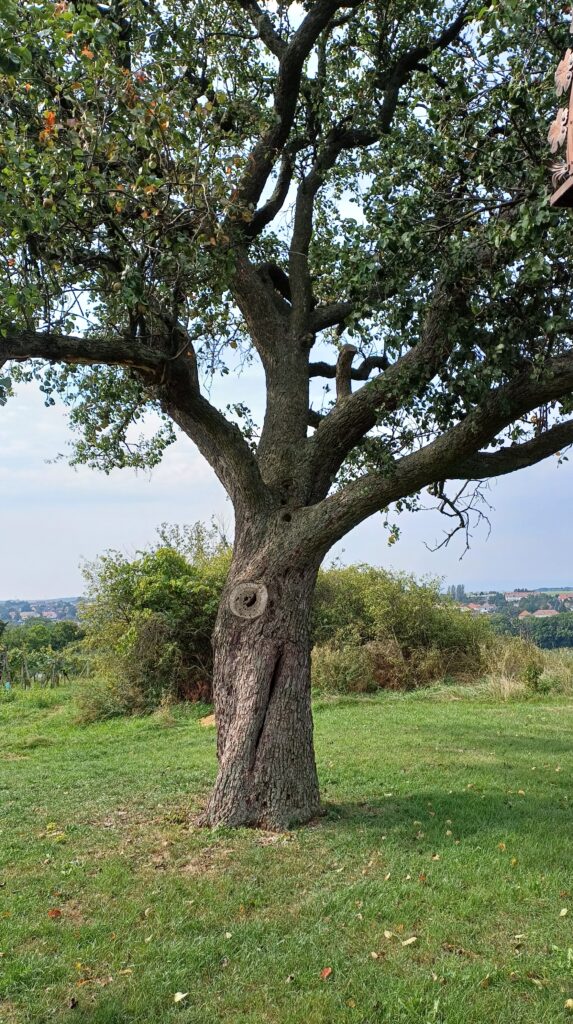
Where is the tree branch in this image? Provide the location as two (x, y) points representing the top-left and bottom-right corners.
(308, 277), (464, 498)
(229, 0), (365, 220)
(456, 419), (573, 480)
(0, 326), (268, 518)
(335, 344), (358, 400)
(247, 151), (295, 238)
(303, 351), (573, 553)
(233, 0), (287, 58)
(0, 329), (163, 374)
(309, 354), (389, 380)
(287, 3), (472, 327)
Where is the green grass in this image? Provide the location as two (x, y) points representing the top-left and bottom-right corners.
(1, 687), (573, 1024)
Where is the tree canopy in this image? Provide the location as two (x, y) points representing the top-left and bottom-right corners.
(1, 0), (572, 543)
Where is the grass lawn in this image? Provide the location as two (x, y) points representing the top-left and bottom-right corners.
(1, 687), (572, 1024)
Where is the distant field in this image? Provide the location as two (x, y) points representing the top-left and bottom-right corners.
(1, 688), (573, 1024)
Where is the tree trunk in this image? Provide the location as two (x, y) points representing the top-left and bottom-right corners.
(201, 553), (320, 830)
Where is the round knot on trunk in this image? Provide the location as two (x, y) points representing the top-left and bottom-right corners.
(228, 582), (268, 620)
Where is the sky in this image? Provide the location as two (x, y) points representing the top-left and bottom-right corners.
(1, 375), (573, 599)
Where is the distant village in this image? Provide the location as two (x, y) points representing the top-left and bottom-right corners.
(0, 598), (79, 624)
(2, 588), (573, 628)
(447, 586), (573, 618)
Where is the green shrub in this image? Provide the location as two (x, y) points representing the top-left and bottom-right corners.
(312, 639), (376, 694)
(311, 565), (492, 693)
(483, 636), (545, 683)
(77, 524), (230, 720)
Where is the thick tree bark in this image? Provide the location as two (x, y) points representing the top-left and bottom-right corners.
(201, 546), (320, 830)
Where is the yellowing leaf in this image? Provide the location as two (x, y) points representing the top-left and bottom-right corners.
(173, 992), (188, 1003)
(560, 908), (569, 917)
(401, 936), (417, 946)
(320, 967), (332, 980)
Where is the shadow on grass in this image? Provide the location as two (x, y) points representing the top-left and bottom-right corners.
(319, 786), (570, 854)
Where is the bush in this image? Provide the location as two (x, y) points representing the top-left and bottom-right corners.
(0, 619), (86, 688)
(483, 636), (545, 684)
(312, 637), (377, 694)
(311, 565), (493, 693)
(2, 619), (84, 653)
(77, 523), (230, 720)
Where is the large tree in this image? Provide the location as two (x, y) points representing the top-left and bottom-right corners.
(1, 0), (573, 828)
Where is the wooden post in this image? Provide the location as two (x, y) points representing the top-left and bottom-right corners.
(550, 21), (573, 207)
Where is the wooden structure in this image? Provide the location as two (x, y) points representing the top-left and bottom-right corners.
(550, 20), (573, 207)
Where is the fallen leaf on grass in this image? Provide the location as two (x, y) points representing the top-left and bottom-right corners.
(560, 908), (569, 917)
(565, 998), (573, 1011)
(47, 908), (62, 919)
(118, 969), (132, 976)
(173, 992), (188, 1003)
(200, 714), (216, 728)
(383, 930), (394, 939)
(401, 937), (417, 947)
(320, 967), (332, 980)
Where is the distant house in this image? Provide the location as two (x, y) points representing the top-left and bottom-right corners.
(504, 591), (537, 602)
(42, 610), (58, 619)
(558, 594), (573, 604)
(518, 610), (532, 619)
(532, 609), (559, 618)
(466, 603), (491, 614)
